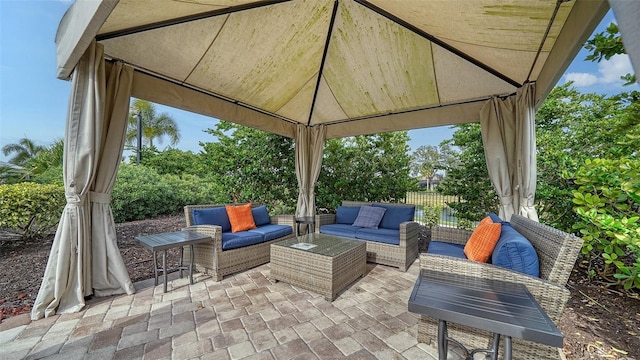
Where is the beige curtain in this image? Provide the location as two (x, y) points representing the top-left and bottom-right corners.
(295, 124), (326, 218)
(480, 82), (538, 221)
(32, 41), (134, 320)
(515, 83), (538, 221)
(480, 96), (517, 220)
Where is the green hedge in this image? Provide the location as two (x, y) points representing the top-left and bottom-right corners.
(111, 164), (225, 222)
(0, 182), (65, 239)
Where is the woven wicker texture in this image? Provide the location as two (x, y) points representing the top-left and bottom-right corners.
(418, 214), (583, 359)
(315, 201), (419, 272)
(270, 234), (366, 301)
(182, 204), (294, 281)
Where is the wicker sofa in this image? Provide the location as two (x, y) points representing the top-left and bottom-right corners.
(182, 204), (295, 281)
(418, 214), (583, 359)
(315, 200), (419, 271)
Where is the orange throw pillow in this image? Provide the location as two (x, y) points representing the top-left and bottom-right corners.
(464, 216), (502, 262)
(225, 203), (257, 233)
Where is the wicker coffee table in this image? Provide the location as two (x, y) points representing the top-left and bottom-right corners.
(270, 233), (366, 301)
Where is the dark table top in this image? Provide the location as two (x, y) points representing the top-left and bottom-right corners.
(135, 230), (211, 252)
(408, 269), (563, 347)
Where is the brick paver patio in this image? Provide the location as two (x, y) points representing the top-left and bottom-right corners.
(0, 259), (446, 360)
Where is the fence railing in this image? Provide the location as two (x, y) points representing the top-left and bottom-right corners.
(405, 191), (461, 226)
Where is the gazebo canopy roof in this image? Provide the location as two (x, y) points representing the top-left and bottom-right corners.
(56, 0), (608, 139)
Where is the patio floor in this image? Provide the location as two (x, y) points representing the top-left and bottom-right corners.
(0, 259), (447, 360)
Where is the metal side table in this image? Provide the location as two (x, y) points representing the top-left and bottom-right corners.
(408, 269), (563, 360)
(135, 230), (211, 292)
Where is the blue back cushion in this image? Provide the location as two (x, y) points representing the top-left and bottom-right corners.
(251, 205), (271, 226)
(372, 203), (415, 230)
(491, 225), (540, 277)
(336, 206), (361, 224)
(488, 212), (509, 225)
(192, 207), (231, 233)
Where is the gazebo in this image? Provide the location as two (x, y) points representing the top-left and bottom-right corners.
(32, 0), (640, 319)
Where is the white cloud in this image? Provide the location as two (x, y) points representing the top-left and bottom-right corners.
(563, 54), (633, 88)
(564, 72), (599, 87)
(598, 54), (633, 83)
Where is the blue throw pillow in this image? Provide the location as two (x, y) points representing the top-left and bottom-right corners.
(488, 212), (510, 225)
(352, 206), (387, 228)
(192, 207), (231, 233)
(336, 206), (361, 224)
(491, 225), (540, 277)
(251, 205), (271, 226)
(372, 203), (415, 230)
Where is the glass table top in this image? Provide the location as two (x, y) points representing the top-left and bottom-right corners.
(273, 233), (364, 257)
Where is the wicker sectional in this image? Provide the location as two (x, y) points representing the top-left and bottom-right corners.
(418, 214), (584, 360)
(315, 201), (419, 271)
(182, 204), (295, 281)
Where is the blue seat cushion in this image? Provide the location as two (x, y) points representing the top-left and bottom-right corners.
(248, 224), (292, 241)
(491, 225), (540, 277)
(372, 203), (415, 230)
(426, 241), (467, 259)
(319, 224), (359, 238)
(355, 228), (400, 245)
(335, 206), (361, 224)
(251, 205), (271, 226)
(192, 207), (231, 233)
(221, 231), (266, 250)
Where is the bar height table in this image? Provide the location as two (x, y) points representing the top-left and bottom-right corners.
(408, 269), (563, 360)
(135, 230), (212, 292)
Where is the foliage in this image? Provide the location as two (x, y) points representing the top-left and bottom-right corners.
(584, 22), (636, 85)
(316, 132), (415, 210)
(111, 164), (225, 222)
(0, 182), (65, 239)
(129, 146), (202, 175)
(28, 139), (64, 178)
(572, 158), (640, 291)
(32, 165), (64, 186)
(416, 205), (442, 228)
(410, 142), (458, 179)
(536, 84), (640, 232)
(437, 123), (498, 221)
(126, 99), (180, 150)
(200, 121), (297, 209)
(456, 218), (475, 231)
(1, 137), (44, 166)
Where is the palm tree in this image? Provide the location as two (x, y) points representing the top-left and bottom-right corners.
(126, 99), (180, 148)
(2, 137), (45, 166)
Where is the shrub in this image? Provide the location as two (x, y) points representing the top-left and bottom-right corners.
(111, 164), (176, 222)
(416, 205), (442, 228)
(572, 158), (640, 291)
(0, 182), (65, 239)
(111, 164), (226, 222)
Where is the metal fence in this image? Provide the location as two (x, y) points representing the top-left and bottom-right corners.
(404, 191), (461, 226)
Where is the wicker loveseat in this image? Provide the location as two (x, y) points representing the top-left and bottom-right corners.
(315, 200), (419, 271)
(182, 204), (295, 281)
(418, 214), (583, 359)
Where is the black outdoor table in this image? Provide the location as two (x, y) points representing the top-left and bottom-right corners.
(135, 230), (211, 293)
(408, 269), (563, 360)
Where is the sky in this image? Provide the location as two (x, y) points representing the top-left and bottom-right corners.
(1, 1), (638, 164)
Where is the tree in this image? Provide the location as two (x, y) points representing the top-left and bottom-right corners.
(200, 121), (297, 207)
(410, 143), (458, 187)
(126, 99), (180, 148)
(317, 132), (415, 210)
(437, 124), (498, 221)
(1, 137), (44, 166)
(585, 22), (636, 85)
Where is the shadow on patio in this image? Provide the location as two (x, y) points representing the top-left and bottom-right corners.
(0, 260), (447, 360)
